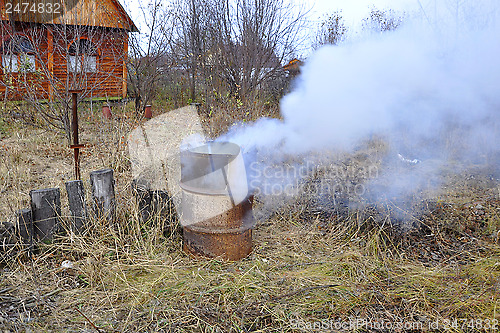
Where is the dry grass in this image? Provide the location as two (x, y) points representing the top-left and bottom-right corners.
(0, 102), (499, 332)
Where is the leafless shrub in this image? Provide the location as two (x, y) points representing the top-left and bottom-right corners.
(313, 11), (348, 48)
(362, 6), (406, 33)
(127, 0), (171, 116)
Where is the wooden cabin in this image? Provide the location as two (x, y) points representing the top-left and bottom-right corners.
(0, 0), (137, 100)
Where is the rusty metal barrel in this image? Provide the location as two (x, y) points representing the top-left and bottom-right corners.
(180, 141), (253, 261)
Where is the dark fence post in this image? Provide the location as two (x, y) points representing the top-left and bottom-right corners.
(16, 208), (33, 250)
(30, 188), (61, 242)
(65, 180), (88, 233)
(90, 169), (115, 222)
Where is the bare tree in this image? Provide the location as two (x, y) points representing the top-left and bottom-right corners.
(165, 0), (211, 102)
(206, 0), (308, 100)
(161, 0), (308, 104)
(313, 11), (348, 48)
(127, 0), (171, 115)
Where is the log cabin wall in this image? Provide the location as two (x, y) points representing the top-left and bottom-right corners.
(50, 25), (129, 99)
(0, 22), (50, 100)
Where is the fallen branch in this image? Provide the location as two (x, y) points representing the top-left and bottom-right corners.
(74, 307), (104, 333)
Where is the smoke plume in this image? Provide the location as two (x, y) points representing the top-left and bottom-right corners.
(218, 1), (500, 218)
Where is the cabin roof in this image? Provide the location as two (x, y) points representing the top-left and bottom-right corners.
(283, 58), (303, 71)
(1, 0), (138, 32)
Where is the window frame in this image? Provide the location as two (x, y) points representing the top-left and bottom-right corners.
(67, 37), (99, 74)
(1, 35), (37, 73)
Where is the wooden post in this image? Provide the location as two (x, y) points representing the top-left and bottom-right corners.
(90, 169), (115, 222)
(131, 180), (178, 233)
(65, 180), (88, 233)
(30, 188), (61, 242)
(16, 208), (33, 249)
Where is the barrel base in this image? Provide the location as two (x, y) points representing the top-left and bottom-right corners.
(183, 227), (252, 261)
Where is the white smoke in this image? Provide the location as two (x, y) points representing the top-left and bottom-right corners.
(219, 1), (500, 209)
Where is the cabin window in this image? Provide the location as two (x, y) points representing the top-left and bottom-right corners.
(68, 38), (98, 73)
(1, 36), (36, 73)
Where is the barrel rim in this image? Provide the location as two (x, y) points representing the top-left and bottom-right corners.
(185, 141), (240, 157)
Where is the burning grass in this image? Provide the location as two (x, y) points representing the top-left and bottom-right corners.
(0, 103), (499, 332)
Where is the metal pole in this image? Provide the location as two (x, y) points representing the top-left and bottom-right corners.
(69, 89), (83, 180)
(72, 91), (80, 180)
(72, 92), (78, 146)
